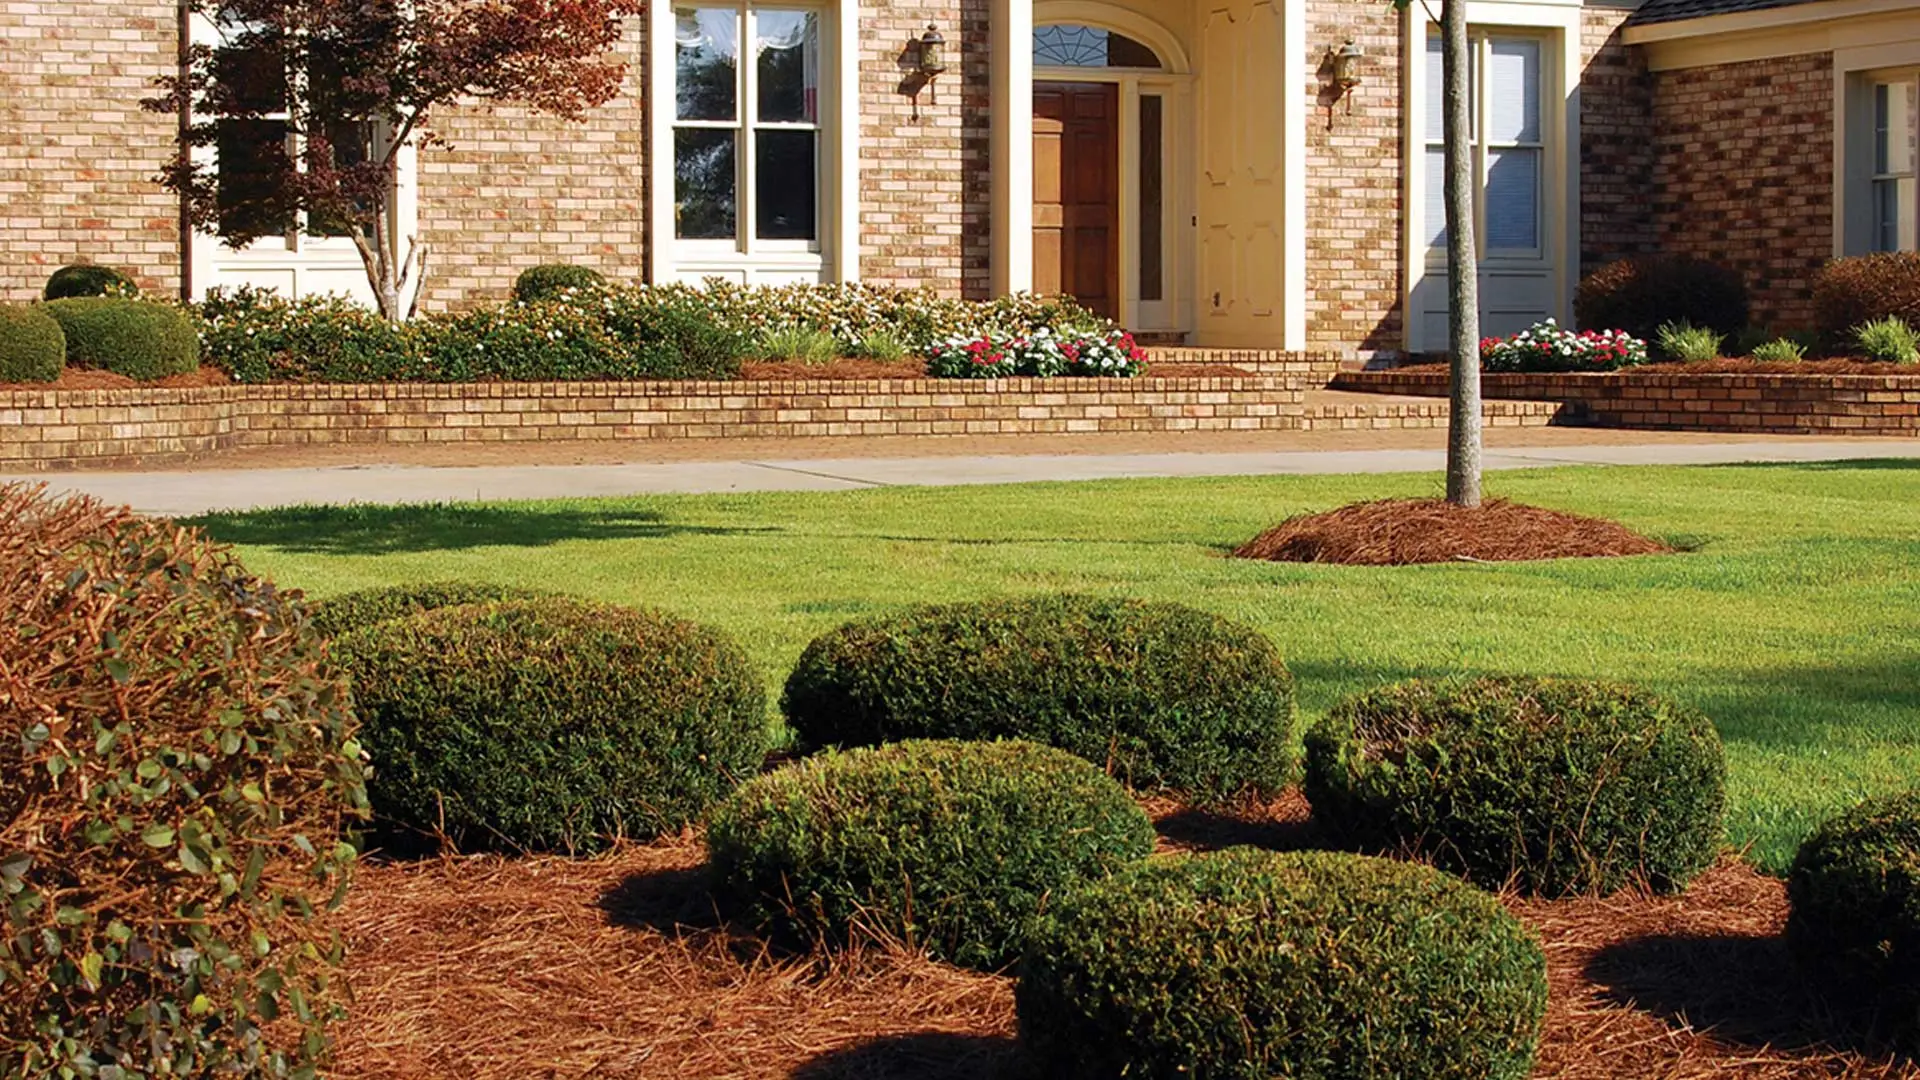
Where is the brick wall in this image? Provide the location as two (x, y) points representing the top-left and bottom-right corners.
(1648, 53), (1834, 331)
(0, 2), (183, 302)
(1579, 8), (1657, 273)
(0, 375), (1307, 468)
(1330, 368), (1920, 436)
(1304, 0), (1404, 355)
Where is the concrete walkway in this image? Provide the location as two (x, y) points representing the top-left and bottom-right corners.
(9, 438), (1917, 517)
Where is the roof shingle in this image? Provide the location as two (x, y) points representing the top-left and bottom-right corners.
(1627, 0), (1825, 27)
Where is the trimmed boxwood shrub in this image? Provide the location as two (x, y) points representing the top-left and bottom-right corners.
(43, 297), (199, 380)
(44, 263), (136, 300)
(513, 263), (608, 302)
(0, 484), (366, 1077)
(781, 594), (1297, 803)
(707, 739), (1155, 971)
(1574, 255), (1750, 343)
(1305, 676), (1726, 896)
(334, 597), (765, 852)
(1787, 790), (1920, 1042)
(0, 303), (65, 383)
(1813, 252), (1920, 345)
(1016, 848), (1549, 1080)
(306, 580), (549, 638)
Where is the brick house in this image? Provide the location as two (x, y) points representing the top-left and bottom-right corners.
(1, 0), (1916, 356)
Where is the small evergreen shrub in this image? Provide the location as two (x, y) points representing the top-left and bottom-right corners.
(1749, 336), (1807, 363)
(306, 580), (550, 638)
(0, 303), (65, 383)
(707, 739), (1154, 971)
(199, 286), (410, 383)
(0, 484), (366, 1077)
(1304, 676), (1727, 896)
(755, 325), (840, 364)
(1574, 256), (1750, 342)
(1853, 316), (1920, 364)
(44, 297), (200, 380)
(1016, 848), (1549, 1080)
(334, 598), (765, 852)
(512, 263), (608, 303)
(44, 263), (137, 300)
(1813, 252), (1920, 343)
(1654, 320), (1724, 363)
(783, 595), (1297, 803)
(1787, 790), (1920, 1043)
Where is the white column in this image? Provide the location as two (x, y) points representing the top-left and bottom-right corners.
(647, 0), (678, 284)
(1280, 0), (1307, 349)
(992, 0), (1034, 294)
(835, 0), (863, 280)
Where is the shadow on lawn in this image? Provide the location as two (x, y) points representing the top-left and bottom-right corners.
(1685, 655), (1920, 754)
(1586, 933), (1915, 1065)
(184, 502), (778, 554)
(1702, 457), (1920, 472)
(791, 1032), (1030, 1080)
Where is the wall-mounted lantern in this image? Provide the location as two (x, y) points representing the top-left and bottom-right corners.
(1325, 38), (1363, 127)
(907, 24), (947, 119)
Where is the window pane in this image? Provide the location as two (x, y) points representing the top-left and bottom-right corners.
(755, 128), (816, 240)
(756, 10), (819, 123)
(1875, 80), (1916, 177)
(1033, 24), (1161, 68)
(1425, 34), (1444, 143)
(675, 127), (737, 239)
(213, 44), (287, 113)
(1874, 177), (1917, 252)
(1425, 147), (1448, 250)
(676, 7), (738, 122)
(216, 118), (295, 236)
(1485, 146), (1539, 250)
(1486, 38), (1541, 144)
(1139, 94), (1163, 302)
(308, 120), (375, 238)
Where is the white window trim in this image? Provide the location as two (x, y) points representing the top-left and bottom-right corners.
(1400, 0), (1581, 354)
(186, 12), (419, 306)
(1836, 39), (1920, 256)
(649, 0), (858, 283)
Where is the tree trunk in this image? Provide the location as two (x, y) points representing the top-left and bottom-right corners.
(1441, 0), (1482, 508)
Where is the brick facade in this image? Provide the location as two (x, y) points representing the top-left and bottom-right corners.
(0, 2), (183, 301)
(1648, 52), (1833, 330)
(1578, 7), (1658, 273)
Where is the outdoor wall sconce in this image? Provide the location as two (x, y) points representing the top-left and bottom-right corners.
(1324, 39), (1363, 127)
(906, 24), (947, 120)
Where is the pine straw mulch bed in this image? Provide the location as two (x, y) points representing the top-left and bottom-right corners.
(329, 792), (1916, 1080)
(0, 367), (233, 391)
(1232, 497), (1672, 566)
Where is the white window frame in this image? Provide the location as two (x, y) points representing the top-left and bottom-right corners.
(1422, 31), (1548, 265)
(1850, 68), (1920, 253)
(649, 0), (858, 284)
(1401, 0), (1581, 354)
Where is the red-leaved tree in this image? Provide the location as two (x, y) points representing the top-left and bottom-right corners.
(147, 0), (643, 320)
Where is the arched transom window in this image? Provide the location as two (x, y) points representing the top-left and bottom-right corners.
(1032, 24), (1163, 69)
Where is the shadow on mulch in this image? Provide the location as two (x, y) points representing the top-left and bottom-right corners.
(790, 1031), (1030, 1080)
(1149, 788), (1323, 855)
(595, 862), (723, 934)
(1587, 932), (1916, 1065)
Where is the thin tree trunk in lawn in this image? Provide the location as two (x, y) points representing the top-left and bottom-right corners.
(1441, 0), (1482, 508)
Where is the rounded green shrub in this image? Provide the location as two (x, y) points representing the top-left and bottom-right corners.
(0, 304), (65, 383)
(43, 297), (199, 380)
(707, 739), (1155, 971)
(1305, 676), (1727, 896)
(43, 263), (137, 300)
(306, 580), (550, 639)
(513, 263), (608, 303)
(1787, 790), (1920, 1042)
(334, 597), (765, 853)
(1574, 256), (1750, 342)
(1812, 252), (1920, 345)
(782, 595), (1297, 803)
(1016, 848), (1549, 1080)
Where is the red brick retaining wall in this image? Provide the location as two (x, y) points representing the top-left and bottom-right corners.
(0, 377), (1306, 469)
(1330, 370), (1920, 436)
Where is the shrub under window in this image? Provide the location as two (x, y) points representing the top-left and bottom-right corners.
(44, 297), (199, 380)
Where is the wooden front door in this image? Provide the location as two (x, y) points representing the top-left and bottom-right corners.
(1033, 82), (1119, 319)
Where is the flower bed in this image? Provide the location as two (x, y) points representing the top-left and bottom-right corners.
(1481, 320), (1648, 373)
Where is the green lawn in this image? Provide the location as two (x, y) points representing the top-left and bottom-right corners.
(186, 460), (1920, 875)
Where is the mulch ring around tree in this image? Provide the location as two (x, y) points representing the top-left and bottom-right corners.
(1232, 498), (1672, 566)
(329, 793), (1915, 1080)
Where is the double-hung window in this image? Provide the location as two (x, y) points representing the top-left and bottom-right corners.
(673, 4), (821, 249)
(1423, 31), (1545, 260)
(1870, 74), (1918, 252)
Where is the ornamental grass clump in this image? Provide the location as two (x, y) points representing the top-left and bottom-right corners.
(333, 597), (765, 853)
(1305, 675), (1727, 896)
(1749, 336), (1808, 363)
(1853, 316), (1920, 364)
(1654, 320), (1725, 363)
(783, 594), (1296, 802)
(1479, 319), (1648, 372)
(0, 483), (367, 1078)
(707, 739), (1155, 971)
(1787, 790), (1920, 1045)
(924, 326), (1146, 378)
(1016, 848), (1549, 1080)
(305, 580), (551, 638)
